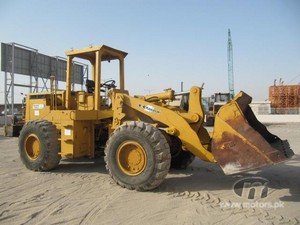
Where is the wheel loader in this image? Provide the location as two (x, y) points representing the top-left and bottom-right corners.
(18, 45), (294, 191)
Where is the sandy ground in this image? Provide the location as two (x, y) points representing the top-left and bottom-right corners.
(0, 123), (299, 225)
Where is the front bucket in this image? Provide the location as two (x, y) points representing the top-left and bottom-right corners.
(211, 91), (294, 175)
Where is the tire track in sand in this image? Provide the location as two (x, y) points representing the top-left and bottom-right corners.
(164, 190), (299, 225)
(79, 187), (127, 224)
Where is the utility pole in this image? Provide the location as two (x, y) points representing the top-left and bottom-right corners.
(228, 29), (234, 99)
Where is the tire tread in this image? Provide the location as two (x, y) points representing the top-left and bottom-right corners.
(105, 121), (171, 191)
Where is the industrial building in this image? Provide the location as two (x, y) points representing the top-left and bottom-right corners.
(269, 84), (300, 114)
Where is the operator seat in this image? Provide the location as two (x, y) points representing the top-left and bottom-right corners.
(86, 79), (95, 93)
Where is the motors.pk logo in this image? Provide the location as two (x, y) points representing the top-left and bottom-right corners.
(219, 177), (284, 209)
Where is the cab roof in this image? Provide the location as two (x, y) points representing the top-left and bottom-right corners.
(65, 45), (128, 62)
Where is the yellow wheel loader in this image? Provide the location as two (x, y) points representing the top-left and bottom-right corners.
(18, 45), (294, 191)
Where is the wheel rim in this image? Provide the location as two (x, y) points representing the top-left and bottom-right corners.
(116, 141), (147, 176)
(24, 134), (41, 160)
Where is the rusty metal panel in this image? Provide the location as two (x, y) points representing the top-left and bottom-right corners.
(269, 85), (300, 108)
(211, 91), (294, 175)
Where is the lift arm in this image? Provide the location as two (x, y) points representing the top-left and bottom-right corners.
(111, 86), (215, 162)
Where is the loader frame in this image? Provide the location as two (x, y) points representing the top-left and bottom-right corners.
(18, 44), (294, 191)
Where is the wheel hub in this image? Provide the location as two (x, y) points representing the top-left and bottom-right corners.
(24, 134), (41, 160)
(117, 141), (147, 176)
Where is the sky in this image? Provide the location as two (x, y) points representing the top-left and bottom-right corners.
(0, 0), (300, 103)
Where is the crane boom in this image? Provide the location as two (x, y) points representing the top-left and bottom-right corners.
(228, 29), (234, 99)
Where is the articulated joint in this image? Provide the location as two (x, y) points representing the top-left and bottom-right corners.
(178, 112), (200, 124)
(191, 86), (199, 94)
(190, 114), (200, 122)
(165, 127), (177, 135)
(112, 94), (126, 128)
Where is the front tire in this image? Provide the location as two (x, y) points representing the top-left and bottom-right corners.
(105, 121), (171, 191)
(18, 120), (61, 171)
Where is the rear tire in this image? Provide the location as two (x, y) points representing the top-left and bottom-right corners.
(18, 120), (61, 171)
(105, 121), (171, 191)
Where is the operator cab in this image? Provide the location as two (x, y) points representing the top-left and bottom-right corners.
(65, 45), (128, 111)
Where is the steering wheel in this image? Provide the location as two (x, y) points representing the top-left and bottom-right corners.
(101, 79), (116, 90)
